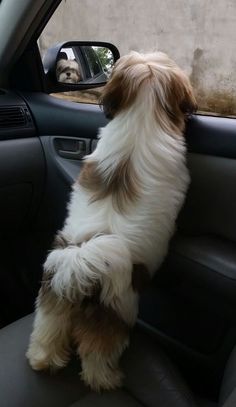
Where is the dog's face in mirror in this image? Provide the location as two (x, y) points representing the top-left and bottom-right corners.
(56, 59), (81, 84)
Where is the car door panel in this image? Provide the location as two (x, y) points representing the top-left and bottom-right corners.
(0, 91), (45, 326)
(139, 116), (236, 398)
(19, 93), (107, 234)
(185, 115), (236, 158)
(21, 93), (107, 137)
(0, 137), (45, 233)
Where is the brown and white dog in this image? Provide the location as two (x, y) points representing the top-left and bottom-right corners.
(27, 51), (196, 391)
(56, 58), (81, 84)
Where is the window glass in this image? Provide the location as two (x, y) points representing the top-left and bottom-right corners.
(39, 0), (236, 117)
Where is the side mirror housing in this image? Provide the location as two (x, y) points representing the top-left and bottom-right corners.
(42, 41), (120, 92)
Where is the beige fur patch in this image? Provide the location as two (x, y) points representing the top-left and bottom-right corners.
(72, 297), (129, 357)
(79, 159), (139, 212)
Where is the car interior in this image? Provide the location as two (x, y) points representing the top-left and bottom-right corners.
(0, 0), (236, 406)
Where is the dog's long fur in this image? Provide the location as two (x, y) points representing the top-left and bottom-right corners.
(27, 51), (196, 391)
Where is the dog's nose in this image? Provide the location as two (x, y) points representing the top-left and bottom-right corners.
(66, 72), (71, 77)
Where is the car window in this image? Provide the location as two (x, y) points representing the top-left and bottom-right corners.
(38, 0), (236, 117)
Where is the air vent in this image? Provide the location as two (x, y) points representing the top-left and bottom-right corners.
(0, 106), (28, 129)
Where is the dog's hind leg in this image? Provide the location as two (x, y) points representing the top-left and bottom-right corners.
(73, 297), (131, 391)
(26, 278), (73, 372)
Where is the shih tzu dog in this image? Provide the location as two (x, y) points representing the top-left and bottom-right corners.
(56, 58), (81, 84)
(27, 51), (196, 391)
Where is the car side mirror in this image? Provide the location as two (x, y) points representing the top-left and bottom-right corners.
(42, 41), (120, 91)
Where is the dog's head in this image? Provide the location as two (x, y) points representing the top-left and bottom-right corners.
(56, 59), (81, 84)
(101, 51), (197, 135)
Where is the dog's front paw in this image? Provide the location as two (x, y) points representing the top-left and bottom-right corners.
(27, 346), (51, 371)
(26, 342), (70, 372)
(81, 353), (124, 391)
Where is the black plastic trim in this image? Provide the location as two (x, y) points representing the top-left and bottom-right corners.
(0, 90), (36, 140)
(21, 93), (236, 159)
(186, 115), (236, 158)
(21, 92), (107, 138)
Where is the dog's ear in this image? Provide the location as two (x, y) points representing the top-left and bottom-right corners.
(56, 59), (65, 80)
(75, 72), (81, 83)
(100, 53), (144, 119)
(100, 72), (123, 119)
(153, 67), (197, 134)
(100, 69), (132, 119)
(168, 69), (197, 116)
(176, 71), (197, 115)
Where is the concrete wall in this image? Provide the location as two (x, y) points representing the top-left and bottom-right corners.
(40, 0), (236, 115)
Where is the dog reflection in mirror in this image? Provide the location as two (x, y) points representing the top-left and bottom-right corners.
(27, 51), (196, 391)
(56, 59), (81, 84)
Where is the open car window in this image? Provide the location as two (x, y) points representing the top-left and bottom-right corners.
(38, 0), (236, 117)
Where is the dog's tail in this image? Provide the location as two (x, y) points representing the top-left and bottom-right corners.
(44, 234), (138, 325)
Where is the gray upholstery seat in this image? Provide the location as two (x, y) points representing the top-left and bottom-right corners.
(0, 314), (234, 407)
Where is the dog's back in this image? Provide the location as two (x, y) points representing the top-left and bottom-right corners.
(28, 51), (196, 392)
